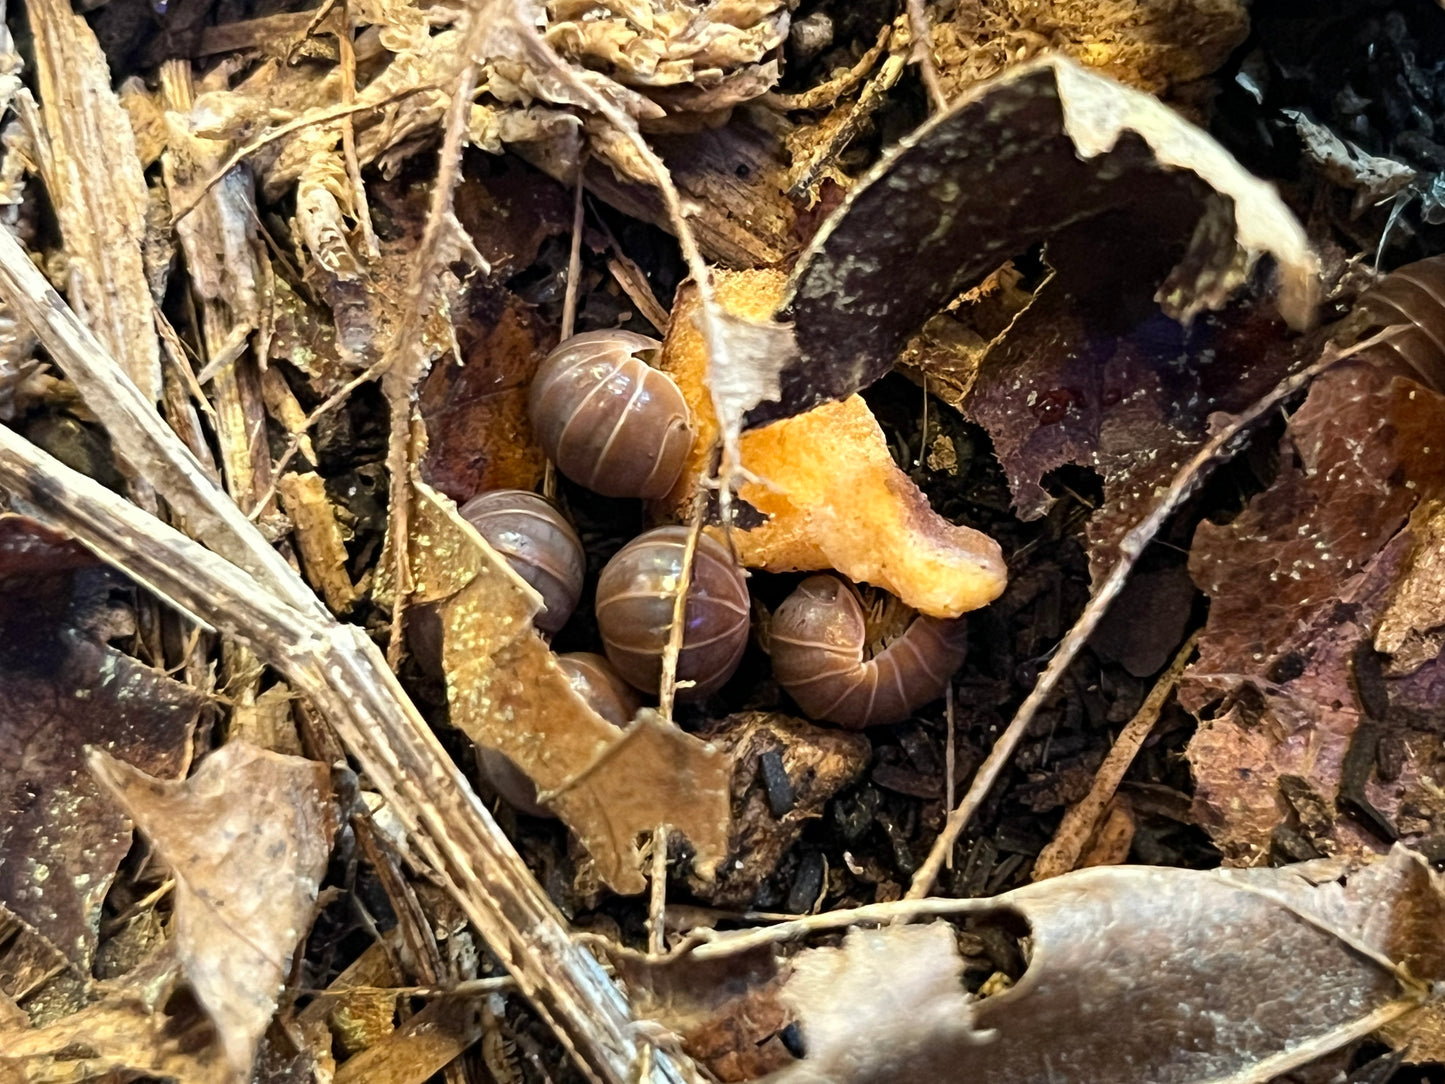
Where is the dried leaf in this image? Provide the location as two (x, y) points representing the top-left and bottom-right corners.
(930, 0), (1248, 101)
(773, 55), (1318, 427)
(1376, 501), (1445, 673)
(948, 250), (1315, 576)
(0, 521), (202, 966)
(660, 270), (1006, 618)
(1184, 362), (1445, 860)
(0, 948), (231, 1084)
(418, 288), (555, 502)
(769, 848), (1444, 1084)
(88, 742), (336, 1077)
(407, 483), (730, 894)
(616, 946), (792, 1082)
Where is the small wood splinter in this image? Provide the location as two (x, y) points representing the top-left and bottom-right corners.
(659, 268), (1008, 619)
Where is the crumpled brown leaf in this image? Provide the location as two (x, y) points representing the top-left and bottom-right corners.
(0, 517), (203, 968)
(773, 54), (1318, 429)
(88, 741), (336, 1078)
(406, 482), (730, 894)
(0, 947), (231, 1084)
(767, 847), (1445, 1084)
(1184, 360), (1445, 861)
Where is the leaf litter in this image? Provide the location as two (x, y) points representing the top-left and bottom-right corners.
(3, 0), (1445, 1082)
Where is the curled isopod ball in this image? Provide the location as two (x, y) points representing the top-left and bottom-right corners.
(595, 527), (751, 699)
(528, 329), (694, 499)
(770, 574), (968, 729)
(559, 651), (643, 726)
(460, 489), (584, 634)
(478, 652), (638, 817)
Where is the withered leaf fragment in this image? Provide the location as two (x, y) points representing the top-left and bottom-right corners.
(408, 483), (730, 894)
(767, 848), (1445, 1084)
(0, 947), (232, 1084)
(88, 741), (336, 1078)
(771, 55), (1318, 426)
(661, 271), (1006, 618)
(1185, 361), (1445, 860)
(0, 517), (202, 968)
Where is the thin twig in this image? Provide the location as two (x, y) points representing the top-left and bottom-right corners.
(657, 485), (708, 720)
(904, 0), (947, 112)
(544, 164), (587, 501)
(1032, 632), (1199, 880)
(647, 825), (668, 956)
(382, 41), (483, 669)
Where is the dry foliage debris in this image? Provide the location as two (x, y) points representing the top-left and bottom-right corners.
(1, 0), (1445, 1082)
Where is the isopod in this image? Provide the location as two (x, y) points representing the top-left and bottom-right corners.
(770, 574), (968, 729)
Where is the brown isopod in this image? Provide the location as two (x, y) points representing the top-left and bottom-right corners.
(595, 526), (751, 699)
(770, 574), (968, 729)
(460, 489), (585, 634)
(528, 329), (694, 499)
(478, 652), (640, 817)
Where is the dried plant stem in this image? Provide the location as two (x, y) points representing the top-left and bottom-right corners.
(907, 345), (1352, 900)
(657, 484), (708, 720)
(506, 27), (754, 524)
(382, 39), (482, 668)
(337, 0), (378, 261)
(1032, 632), (1199, 881)
(647, 825), (668, 956)
(544, 165), (587, 502)
(905, 0), (946, 112)
(0, 225), (702, 1084)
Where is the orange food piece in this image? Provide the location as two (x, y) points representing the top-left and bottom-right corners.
(659, 269), (1007, 618)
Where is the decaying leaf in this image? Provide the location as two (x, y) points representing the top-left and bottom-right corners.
(0, 517), (203, 967)
(406, 482), (730, 894)
(660, 270), (1007, 618)
(686, 712), (871, 908)
(0, 947), (231, 1084)
(1376, 501), (1445, 674)
(419, 287), (555, 503)
(1184, 360), (1445, 861)
(616, 946), (793, 1082)
(767, 847), (1445, 1084)
(947, 254), (1316, 577)
(88, 741), (336, 1077)
(929, 0), (1249, 102)
(773, 54), (1318, 428)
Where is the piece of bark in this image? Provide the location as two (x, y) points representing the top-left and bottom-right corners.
(567, 106), (799, 269)
(277, 472), (361, 614)
(25, 0), (161, 403)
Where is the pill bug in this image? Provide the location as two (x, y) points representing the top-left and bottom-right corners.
(460, 489), (585, 634)
(595, 526), (751, 699)
(770, 574), (968, 729)
(1352, 255), (1445, 392)
(528, 330), (694, 499)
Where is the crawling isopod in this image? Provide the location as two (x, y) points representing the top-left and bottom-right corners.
(770, 574), (968, 729)
(596, 526), (751, 699)
(528, 330), (694, 499)
(460, 489), (585, 634)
